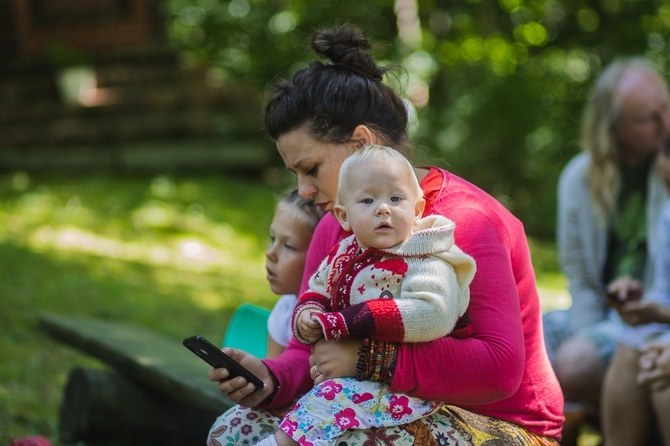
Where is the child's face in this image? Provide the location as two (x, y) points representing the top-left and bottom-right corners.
(266, 202), (313, 296)
(334, 159), (425, 250)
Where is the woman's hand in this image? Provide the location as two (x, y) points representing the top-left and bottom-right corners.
(207, 347), (275, 407)
(638, 341), (670, 391)
(309, 337), (360, 385)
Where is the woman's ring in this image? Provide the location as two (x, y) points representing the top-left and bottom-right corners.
(312, 365), (321, 377)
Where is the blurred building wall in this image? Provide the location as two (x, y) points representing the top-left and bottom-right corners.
(0, 0), (274, 174)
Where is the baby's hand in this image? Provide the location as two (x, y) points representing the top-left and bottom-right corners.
(298, 310), (323, 343)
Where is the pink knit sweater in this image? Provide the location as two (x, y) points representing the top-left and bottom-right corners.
(263, 167), (564, 439)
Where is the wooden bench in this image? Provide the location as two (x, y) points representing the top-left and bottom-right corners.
(39, 312), (237, 445)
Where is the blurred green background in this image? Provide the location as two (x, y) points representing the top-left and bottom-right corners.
(165, 0), (670, 237)
(0, 172), (282, 442)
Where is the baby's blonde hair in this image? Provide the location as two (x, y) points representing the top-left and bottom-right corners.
(336, 143), (422, 205)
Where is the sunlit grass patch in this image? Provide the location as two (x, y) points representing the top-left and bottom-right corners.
(0, 171), (284, 443)
(528, 236), (570, 312)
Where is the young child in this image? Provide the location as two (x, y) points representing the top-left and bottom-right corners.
(265, 189), (324, 358)
(261, 144), (477, 446)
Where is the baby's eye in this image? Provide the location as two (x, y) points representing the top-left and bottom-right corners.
(305, 165), (318, 176)
(284, 243), (296, 251)
(390, 195), (403, 202)
(362, 198), (373, 204)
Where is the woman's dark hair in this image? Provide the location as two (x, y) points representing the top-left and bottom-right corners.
(264, 25), (409, 154)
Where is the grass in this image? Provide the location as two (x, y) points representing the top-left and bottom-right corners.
(0, 170), (570, 445)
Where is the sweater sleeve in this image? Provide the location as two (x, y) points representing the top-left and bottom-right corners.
(312, 257), (464, 342)
(292, 237), (339, 343)
(557, 154), (609, 330)
(300, 250), (333, 308)
(300, 215), (345, 295)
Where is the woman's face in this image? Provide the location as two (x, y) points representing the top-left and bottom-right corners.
(276, 126), (359, 213)
(615, 69), (670, 163)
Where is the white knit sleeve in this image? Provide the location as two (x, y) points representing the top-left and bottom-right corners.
(394, 257), (466, 342)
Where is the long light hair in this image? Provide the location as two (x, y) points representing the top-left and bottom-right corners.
(581, 57), (662, 224)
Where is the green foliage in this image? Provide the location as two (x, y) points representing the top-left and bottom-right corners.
(165, 0), (670, 237)
(166, 0), (400, 84)
(416, 0), (670, 236)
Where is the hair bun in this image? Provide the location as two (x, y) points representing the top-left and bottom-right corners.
(312, 25), (385, 81)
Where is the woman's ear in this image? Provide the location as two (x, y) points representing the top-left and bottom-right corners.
(348, 125), (377, 148)
(333, 204), (351, 232)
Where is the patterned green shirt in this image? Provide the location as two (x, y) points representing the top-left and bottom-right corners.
(603, 160), (651, 284)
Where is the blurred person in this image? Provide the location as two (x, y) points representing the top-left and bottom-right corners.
(602, 137), (670, 445)
(543, 57), (670, 444)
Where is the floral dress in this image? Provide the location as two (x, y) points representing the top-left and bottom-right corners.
(278, 378), (440, 445)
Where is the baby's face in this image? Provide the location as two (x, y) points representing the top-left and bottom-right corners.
(337, 159), (423, 250)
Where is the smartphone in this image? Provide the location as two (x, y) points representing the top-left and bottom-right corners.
(183, 335), (264, 390)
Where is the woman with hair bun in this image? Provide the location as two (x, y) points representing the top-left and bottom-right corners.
(207, 25), (563, 445)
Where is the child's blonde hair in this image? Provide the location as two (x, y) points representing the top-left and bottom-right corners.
(336, 143), (422, 205)
(280, 188), (324, 230)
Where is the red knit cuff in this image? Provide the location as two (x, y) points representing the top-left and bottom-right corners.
(312, 311), (349, 341)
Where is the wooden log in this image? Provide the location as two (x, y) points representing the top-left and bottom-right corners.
(38, 313), (232, 414)
(59, 367), (218, 446)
